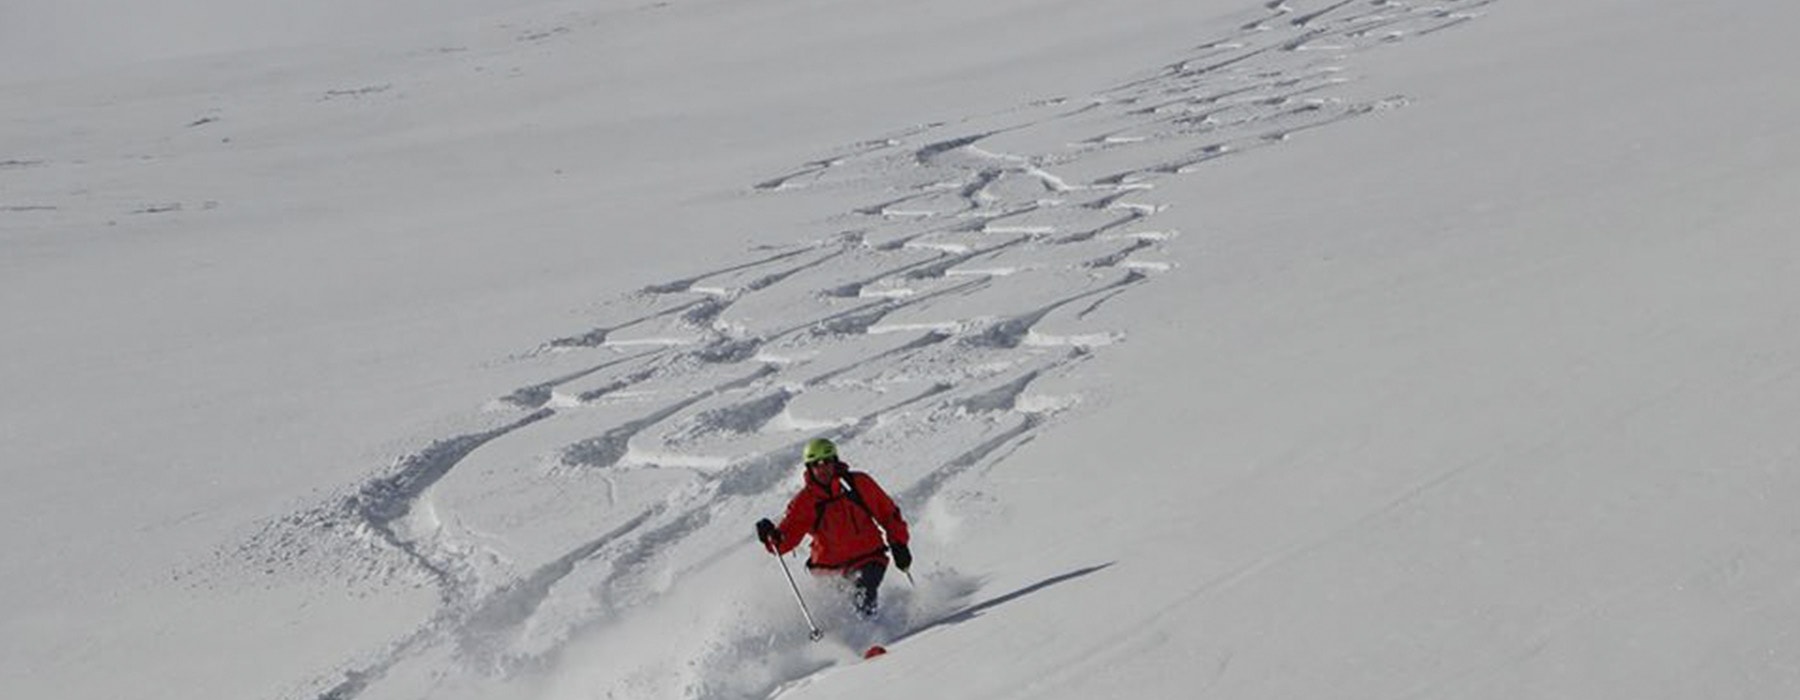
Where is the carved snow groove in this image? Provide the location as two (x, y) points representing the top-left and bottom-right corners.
(500, 349), (662, 409)
(1083, 239), (1157, 269)
(351, 409), (557, 592)
(453, 506), (666, 661)
(916, 133), (995, 164)
(1291, 0), (1357, 27)
(665, 389), (794, 444)
(904, 238), (1033, 281)
(559, 364), (778, 470)
(956, 370), (1043, 415)
(639, 247), (813, 295)
(754, 126), (944, 191)
(961, 272), (1146, 349)
(899, 413), (1043, 510)
(544, 298), (708, 350)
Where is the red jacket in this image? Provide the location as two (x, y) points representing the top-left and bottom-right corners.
(771, 462), (909, 571)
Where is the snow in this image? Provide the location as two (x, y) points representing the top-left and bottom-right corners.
(4, 0), (1799, 699)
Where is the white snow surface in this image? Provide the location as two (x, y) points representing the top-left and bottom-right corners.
(5, 0), (1800, 698)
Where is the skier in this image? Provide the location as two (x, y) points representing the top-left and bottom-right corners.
(756, 438), (912, 617)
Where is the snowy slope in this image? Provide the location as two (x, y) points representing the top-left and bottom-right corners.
(4, 1), (1799, 699)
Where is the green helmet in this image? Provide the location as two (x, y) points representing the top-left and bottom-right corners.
(803, 438), (838, 464)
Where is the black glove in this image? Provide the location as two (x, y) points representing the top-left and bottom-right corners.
(755, 518), (781, 550)
(890, 542), (912, 571)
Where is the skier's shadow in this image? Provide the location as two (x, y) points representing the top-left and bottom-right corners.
(894, 562), (1113, 645)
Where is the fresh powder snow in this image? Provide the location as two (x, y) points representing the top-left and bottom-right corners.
(4, 1), (1798, 699)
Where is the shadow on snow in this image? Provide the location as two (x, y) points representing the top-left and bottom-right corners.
(893, 562), (1114, 646)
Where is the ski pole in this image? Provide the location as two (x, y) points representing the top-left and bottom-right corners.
(774, 551), (824, 642)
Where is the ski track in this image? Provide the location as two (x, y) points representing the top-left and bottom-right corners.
(211, 3), (1499, 697)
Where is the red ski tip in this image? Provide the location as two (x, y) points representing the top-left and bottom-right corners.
(863, 645), (888, 659)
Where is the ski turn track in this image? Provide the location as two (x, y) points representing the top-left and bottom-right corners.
(212, 2), (1501, 698)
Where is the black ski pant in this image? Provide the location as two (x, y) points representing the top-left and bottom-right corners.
(810, 559), (887, 616)
(848, 561), (886, 616)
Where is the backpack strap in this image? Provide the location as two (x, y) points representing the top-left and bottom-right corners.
(838, 469), (876, 519)
(810, 465), (878, 532)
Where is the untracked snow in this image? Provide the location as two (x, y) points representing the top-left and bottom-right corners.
(4, 1), (1799, 699)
